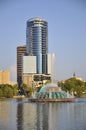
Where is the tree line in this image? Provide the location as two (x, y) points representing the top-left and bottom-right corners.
(0, 77), (86, 98)
(0, 84), (18, 98)
(58, 77), (86, 97)
(0, 83), (36, 98)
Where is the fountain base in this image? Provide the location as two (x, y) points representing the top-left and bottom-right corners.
(30, 98), (77, 102)
(30, 83), (77, 103)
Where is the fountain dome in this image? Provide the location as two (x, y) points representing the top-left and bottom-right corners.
(39, 83), (60, 92)
(35, 83), (69, 99)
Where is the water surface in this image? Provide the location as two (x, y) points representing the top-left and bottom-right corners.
(0, 98), (86, 130)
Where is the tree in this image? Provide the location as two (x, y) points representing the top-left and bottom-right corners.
(58, 77), (85, 97)
(12, 84), (18, 95)
(26, 87), (36, 97)
(0, 84), (19, 98)
(3, 86), (13, 98)
(21, 83), (27, 90)
(0, 89), (3, 97)
(84, 82), (86, 92)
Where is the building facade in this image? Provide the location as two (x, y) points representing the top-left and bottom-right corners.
(17, 18), (56, 88)
(47, 53), (56, 82)
(23, 55), (36, 74)
(17, 45), (26, 86)
(0, 70), (10, 84)
(26, 17), (48, 74)
(47, 54), (56, 74)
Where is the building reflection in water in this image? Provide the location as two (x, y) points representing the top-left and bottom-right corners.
(36, 103), (59, 130)
(0, 100), (10, 130)
(0, 99), (86, 130)
(17, 99), (24, 130)
(17, 99), (37, 130)
(48, 103), (59, 130)
(36, 103), (49, 130)
(16, 100), (59, 130)
(0, 99), (17, 130)
(23, 102), (37, 129)
(17, 100), (84, 130)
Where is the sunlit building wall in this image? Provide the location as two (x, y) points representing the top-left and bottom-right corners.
(22, 55), (36, 74)
(0, 70), (10, 84)
(22, 55), (36, 87)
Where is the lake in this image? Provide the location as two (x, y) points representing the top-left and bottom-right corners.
(0, 98), (86, 130)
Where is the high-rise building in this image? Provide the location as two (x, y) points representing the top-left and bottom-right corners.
(47, 53), (56, 82)
(17, 45), (26, 86)
(17, 18), (56, 87)
(0, 70), (10, 84)
(26, 17), (48, 74)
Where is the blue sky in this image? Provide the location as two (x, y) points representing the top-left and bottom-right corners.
(0, 0), (86, 81)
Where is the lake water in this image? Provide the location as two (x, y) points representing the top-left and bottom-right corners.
(0, 98), (86, 130)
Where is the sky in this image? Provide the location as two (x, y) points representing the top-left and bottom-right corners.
(0, 0), (86, 81)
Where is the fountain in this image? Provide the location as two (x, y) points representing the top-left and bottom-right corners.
(30, 55), (76, 102)
(30, 83), (76, 102)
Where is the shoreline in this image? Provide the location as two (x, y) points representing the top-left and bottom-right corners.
(0, 95), (26, 100)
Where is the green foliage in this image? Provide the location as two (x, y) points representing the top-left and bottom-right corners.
(21, 83), (27, 90)
(58, 78), (85, 97)
(0, 89), (3, 97)
(12, 84), (18, 95)
(3, 86), (13, 98)
(84, 82), (86, 92)
(26, 87), (36, 97)
(20, 83), (36, 97)
(0, 84), (18, 98)
(0, 83), (36, 98)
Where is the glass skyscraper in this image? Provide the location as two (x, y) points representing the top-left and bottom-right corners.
(26, 17), (48, 74)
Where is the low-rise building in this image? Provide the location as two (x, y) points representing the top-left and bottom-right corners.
(23, 73), (51, 87)
(0, 70), (10, 84)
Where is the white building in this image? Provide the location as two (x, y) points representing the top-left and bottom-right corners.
(47, 53), (56, 81)
(22, 55), (36, 87)
(22, 54), (56, 87)
(23, 55), (36, 74)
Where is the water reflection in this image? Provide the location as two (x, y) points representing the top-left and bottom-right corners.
(23, 102), (37, 130)
(36, 103), (49, 130)
(0, 99), (17, 130)
(36, 103), (62, 130)
(0, 98), (86, 130)
(33, 102), (86, 130)
(16, 99), (37, 130)
(17, 99), (24, 130)
(0, 100), (10, 130)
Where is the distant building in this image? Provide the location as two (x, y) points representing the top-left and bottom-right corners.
(22, 55), (36, 87)
(0, 70), (10, 84)
(17, 17), (56, 88)
(47, 53), (56, 75)
(23, 74), (51, 87)
(22, 55), (51, 87)
(17, 45), (26, 87)
(26, 17), (48, 74)
(23, 55), (36, 74)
